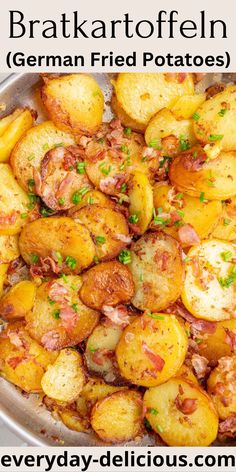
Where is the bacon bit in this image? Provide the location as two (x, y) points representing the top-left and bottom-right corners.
(41, 330), (61, 350)
(165, 300), (217, 334)
(100, 173), (129, 194)
(78, 136), (90, 148)
(60, 305), (78, 332)
(178, 73), (188, 83)
(206, 83), (225, 100)
(128, 222), (140, 234)
(109, 119), (122, 130)
(91, 348), (114, 366)
(190, 256), (201, 278)
(182, 148), (207, 171)
(219, 414), (236, 437)
(114, 233), (132, 244)
(154, 250), (170, 271)
(191, 354), (209, 379)
(102, 305), (130, 327)
(175, 395), (198, 415)
(7, 356), (24, 369)
(141, 342), (165, 371)
(30, 256), (61, 278)
(55, 173), (75, 199)
(33, 169), (42, 195)
(142, 147), (160, 159)
(8, 331), (24, 349)
(162, 135), (179, 156)
(0, 211), (17, 226)
(48, 282), (69, 303)
(178, 224), (200, 246)
(224, 329), (236, 353)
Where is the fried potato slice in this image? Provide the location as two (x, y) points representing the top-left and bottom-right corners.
(19, 217), (96, 274)
(85, 322), (123, 384)
(91, 390), (143, 443)
(169, 148), (236, 200)
(182, 239), (236, 321)
(212, 196), (236, 241)
(10, 121), (75, 191)
(26, 276), (100, 350)
(80, 261), (134, 310)
(128, 171), (153, 235)
(144, 378), (218, 446)
(0, 235), (20, 263)
(0, 280), (36, 321)
(81, 378), (127, 407)
(0, 164), (30, 235)
(153, 183), (222, 243)
(72, 205), (129, 261)
(175, 364), (198, 385)
(198, 319), (236, 363)
(114, 73), (194, 125)
(41, 74), (104, 136)
(171, 93), (206, 119)
(194, 85), (236, 151)
(58, 408), (89, 433)
(41, 349), (85, 402)
(0, 108), (34, 162)
(0, 109), (23, 136)
(68, 190), (114, 216)
(129, 232), (184, 312)
(207, 356), (236, 420)
(145, 108), (196, 155)
(0, 264), (8, 296)
(111, 94), (145, 133)
(116, 314), (188, 387)
(0, 322), (58, 393)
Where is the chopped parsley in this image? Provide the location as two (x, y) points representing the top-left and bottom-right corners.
(42, 143), (50, 151)
(159, 155), (172, 170)
(53, 142), (65, 148)
(65, 256), (77, 270)
(118, 250), (131, 265)
(176, 193), (184, 200)
(20, 213), (28, 219)
(89, 345), (97, 353)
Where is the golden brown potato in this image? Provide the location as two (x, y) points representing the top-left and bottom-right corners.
(72, 205), (129, 261)
(153, 183), (222, 243)
(207, 356), (236, 419)
(116, 314), (188, 387)
(10, 121), (75, 191)
(144, 378), (218, 446)
(19, 217), (96, 274)
(0, 164), (29, 235)
(81, 378), (127, 407)
(68, 190), (114, 216)
(0, 235), (20, 263)
(194, 85), (236, 151)
(80, 261), (134, 310)
(91, 390), (143, 443)
(111, 94), (145, 132)
(128, 171), (153, 235)
(0, 322), (58, 393)
(0, 109), (23, 136)
(58, 408), (89, 433)
(41, 74), (104, 136)
(182, 240), (236, 321)
(0, 108), (34, 162)
(41, 349), (85, 402)
(145, 108), (196, 154)
(26, 276), (100, 350)
(114, 73), (194, 125)
(171, 93), (206, 119)
(129, 232), (184, 312)
(169, 147), (236, 200)
(0, 264), (8, 296)
(85, 322), (123, 384)
(175, 364), (198, 385)
(212, 197), (236, 241)
(198, 319), (236, 363)
(0, 280), (36, 321)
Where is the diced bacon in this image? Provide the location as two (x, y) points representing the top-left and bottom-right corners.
(0, 211), (17, 226)
(165, 300), (217, 334)
(141, 342), (165, 372)
(162, 135), (179, 156)
(48, 281), (69, 303)
(8, 331), (24, 349)
(91, 348), (114, 366)
(224, 328), (236, 353)
(178, 73), (188, 83)
(191, 353), (209, 379)
(41, 330), (61, 350)
(178, 224), (200, 246)
(60, 305), (78, 332)
(100, 173), (128, 194)
(110, 119), (122, 130)
(78, 135), (90, 148)
(174, 395), (198, 415)
(102, 305), (130, 327)
(219, 414), (236, 437)
(142, 147), (159, 159)
(7, 356), (24, 369)
(114, 234), (132, 244)
(182, 148), (207, 171)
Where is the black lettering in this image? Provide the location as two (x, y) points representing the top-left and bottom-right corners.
(9, 10), (25, 38)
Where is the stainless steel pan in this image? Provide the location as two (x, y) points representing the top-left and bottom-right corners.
(0, 72), (235, 446)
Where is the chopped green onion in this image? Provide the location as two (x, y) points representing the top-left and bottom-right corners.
(179, 135), (190, 151)
(31, 254), (39, 264)
(28, 179), (35, 192)
(129, 214), (139, 224)
(99, 162), (112, 175)
(148, 408), (159, 415)
(221, 251), (233, 262)
(48, 296), (55, 306)
(124, 127), (132, 136)
(93, 256), (99, 264)
(120, 183), (127, 193)
(95, 235), (106, 245)
(156, 424), (164, 433)
(209, 134), (223, 142)
(146, 312), (165, 320)
(223, 218), (231, 226)
(118, 250), (131, 265)
(192, 112), (200, 121)
(200, 192), (208, 203)
(58, 197), (65, 206)
(71, 303), (78, 312)
(76, 162), (86, 174)
(27, 153), (35, 161)
(218, 109), (227, 117)
(65, 256), (77, 270)
(52, 309), (60, 319)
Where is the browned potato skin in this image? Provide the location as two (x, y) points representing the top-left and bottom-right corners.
(26, 277), (100, 350)
(91, 390), (143, 443)
(0, 280), (36, 321)
(72, 205), (130, 261)
(19, 217), (96, 274)
(111, 94), (145, 133)
(0, 322), (58, 393)
(80, 261), (134, 310)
